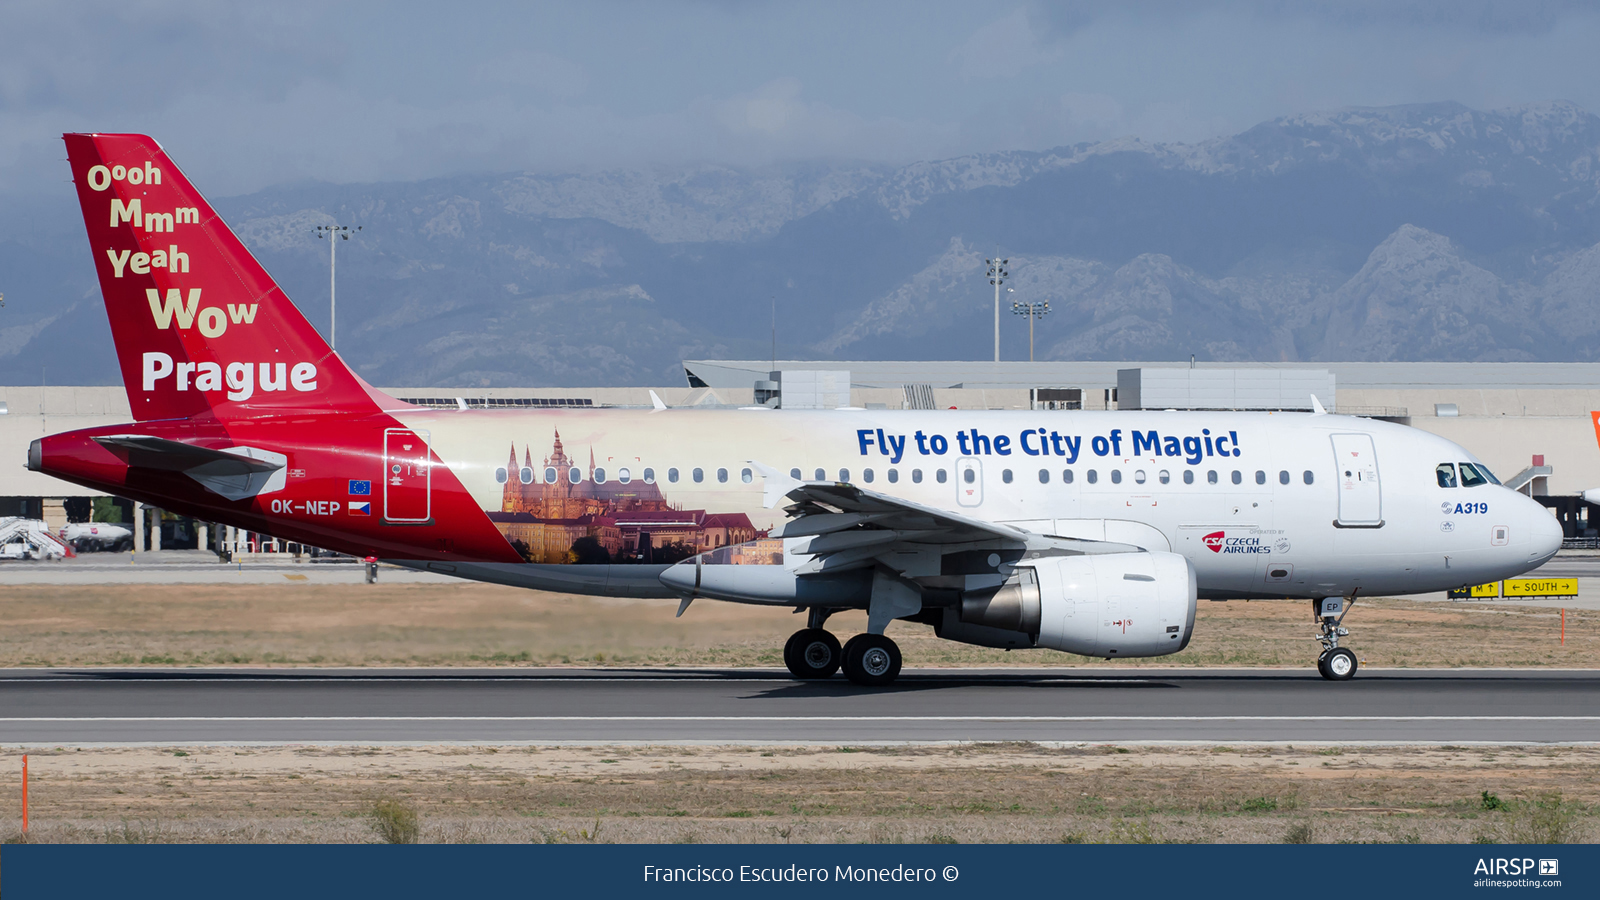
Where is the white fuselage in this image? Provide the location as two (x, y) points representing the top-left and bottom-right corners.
(395, 407), (1564, 599)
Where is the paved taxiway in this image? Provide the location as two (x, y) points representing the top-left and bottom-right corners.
(0, 668), (1593, 745)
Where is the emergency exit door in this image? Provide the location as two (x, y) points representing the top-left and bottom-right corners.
(1331, 433), (1382, 527)
(383, 428), (432, 523)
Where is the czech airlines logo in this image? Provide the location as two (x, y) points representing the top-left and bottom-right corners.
(1203, 531), (1224, 552)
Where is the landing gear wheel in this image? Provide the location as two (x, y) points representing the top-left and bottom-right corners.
(1321, 647), (1357, 681)
(841, 633), (902, 687)
(783, 629), (841, 680)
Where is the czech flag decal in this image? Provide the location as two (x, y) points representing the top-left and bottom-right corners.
(349, 501), (371, 516)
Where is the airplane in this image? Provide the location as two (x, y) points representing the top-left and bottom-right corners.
(60, 522), (134, 553)
(27, 133), (1565, 685)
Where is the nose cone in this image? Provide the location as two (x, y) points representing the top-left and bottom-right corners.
(1528, 499), (1564, 566)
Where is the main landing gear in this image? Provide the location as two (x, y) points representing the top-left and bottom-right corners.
(782, 609), (902, 687)
(1314, 595), (1358, 681)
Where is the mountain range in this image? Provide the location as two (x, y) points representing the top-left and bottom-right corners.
(6, 100), (1600, 387)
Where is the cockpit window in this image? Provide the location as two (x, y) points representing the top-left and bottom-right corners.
(1436, 463), (1458, 488)
(1459, 462), (1492, 488)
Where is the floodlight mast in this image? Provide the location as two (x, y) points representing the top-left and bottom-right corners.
(1012, 299), (1050, 361)
(986, 252), (1009, 361)
(313, 223), (361, 350)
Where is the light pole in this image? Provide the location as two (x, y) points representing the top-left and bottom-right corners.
(986, 253), (1008, 362)
(313, 223), (361, 350)
(1012, 300), (1050, 362)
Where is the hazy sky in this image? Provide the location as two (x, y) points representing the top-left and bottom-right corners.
(4, 1), (1600, 196)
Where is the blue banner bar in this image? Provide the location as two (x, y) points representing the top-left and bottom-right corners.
(3, 843), (1593, 899)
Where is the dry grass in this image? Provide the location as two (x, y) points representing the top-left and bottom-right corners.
(0, 744), (1592, 844)
(0, 583), (1590, 669)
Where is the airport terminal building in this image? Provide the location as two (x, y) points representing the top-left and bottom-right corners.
(5, 359), (1600, 549)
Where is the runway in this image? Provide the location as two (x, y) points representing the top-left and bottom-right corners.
(0, 667), (1594, 745)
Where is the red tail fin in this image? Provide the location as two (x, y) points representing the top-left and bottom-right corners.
(64, 133), (384, 421)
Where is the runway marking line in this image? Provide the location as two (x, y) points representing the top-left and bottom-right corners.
(1, 716), (1597, 723)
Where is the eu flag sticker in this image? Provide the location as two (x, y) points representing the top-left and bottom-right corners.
(349, 501), (371, 516)
(348, 480), (371, 496)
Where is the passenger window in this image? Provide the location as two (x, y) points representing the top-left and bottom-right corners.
(741, 467), (753, 484)
(666, 467), (678, 483)
(839, 468), (850, 482)
(814, 468), (825, 481)
(1231, 470), (1242, 485)
(1002, 469), (1013, 484)
(692, 468), (704, 483)
(963, 468), (975, 484)
(1038, 469), (1050, 484)
(1278, 470), (1289, 485)
(1207, 470), (1218, 484)
(1111, 470), (1122, 484)
(594, 467), (607, 484)
(618, 467), (631, 484)
(643, 467), (655, 484)
(912, 469), (923, 483)
(519, 466), (533, 485)
(863, 468), (875, 483)
(495, 467), (508, 484)
(1134, 470), (1147, 484)
(1436, 463), (1458, 488)
(936, 469), (947, 484)
(1183, 470), (1194, 485)
(1087, 469), (1098, 484)
(1302, 470), (1313, 485)
(790, 468), (802, 480)
(1063, 469), (1074, 484)
(717, 467), (728, 483)
(888, 469), (899, 483)
(569, 467), (583, 484)
(1459, 462), (1489, 488)
(1254, 470), (1265, 485)
(1158, 470), (1170, 484)
(544, 466), (557, 484)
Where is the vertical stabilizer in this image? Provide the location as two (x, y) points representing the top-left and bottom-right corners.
(63, 133), (381, 421)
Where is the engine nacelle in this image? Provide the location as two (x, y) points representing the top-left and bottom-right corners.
(944, 551), (1197, 658)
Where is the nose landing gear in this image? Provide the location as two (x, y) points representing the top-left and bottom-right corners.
(1314, 595), (1358, 681)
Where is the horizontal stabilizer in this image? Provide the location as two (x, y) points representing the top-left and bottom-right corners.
(93, 435), (287, 501)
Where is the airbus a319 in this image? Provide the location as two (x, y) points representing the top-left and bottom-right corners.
(29, 134), (1564, 685)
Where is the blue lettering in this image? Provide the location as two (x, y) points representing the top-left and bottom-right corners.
(931, 434), (949, 455)
(1062, 435), (1081, 464)
(970, 430), (992, 455)
(1091, 435), (1110, 456)
(1162, 436), (1181, 457)
(1020, 430), (1041, 456)
(1132, 430), (1161, 456)
(856, 429), (875, 455)
(1182, 436), (1203, 465)
(886, 433), (906, 464)
(1109, 429), (1123, 456)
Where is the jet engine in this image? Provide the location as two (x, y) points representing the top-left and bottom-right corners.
(937, 551), (1197, 658)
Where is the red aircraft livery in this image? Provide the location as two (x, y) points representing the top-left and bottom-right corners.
(33, 134), (521, 564)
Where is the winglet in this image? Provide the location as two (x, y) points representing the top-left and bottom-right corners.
(649, 390), (668, 410)
(748, 460), (803, 509)
(1310, 394), (1328, 416)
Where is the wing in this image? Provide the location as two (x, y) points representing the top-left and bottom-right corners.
(772, 479), (1143, 577)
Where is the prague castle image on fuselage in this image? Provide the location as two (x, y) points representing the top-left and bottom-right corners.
(489, 430), (759, 565)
